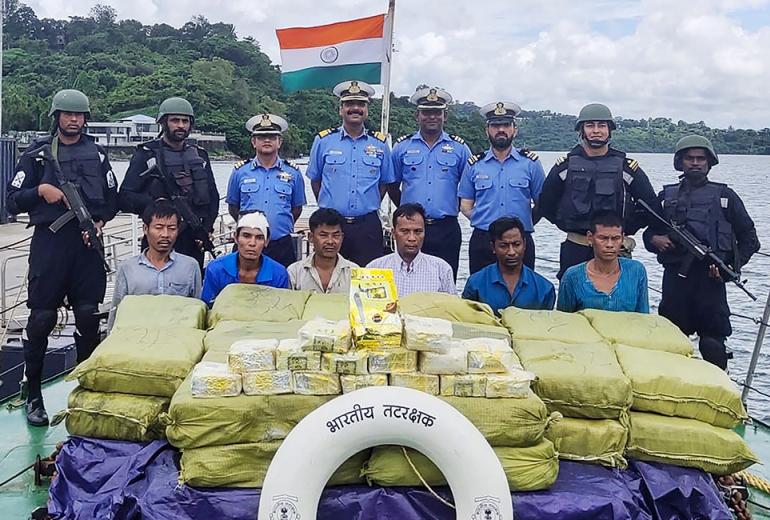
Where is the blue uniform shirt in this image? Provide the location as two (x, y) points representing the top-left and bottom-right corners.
(391, 131), (471, 218)
(457, 148), (545, 231)
(226, 157), (305, 240)
(306, 127), (395, 217)
(200, 252), (290, 306)
(462, 263), (555, 315)
(557, 257), (649, 314)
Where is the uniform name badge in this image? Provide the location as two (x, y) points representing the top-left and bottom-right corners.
(364, 144), (379, 157)
(441, 144), (454, 153)
(278, 171), (293, 182)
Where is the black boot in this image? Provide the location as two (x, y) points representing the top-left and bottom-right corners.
(26, 396), (49, 427)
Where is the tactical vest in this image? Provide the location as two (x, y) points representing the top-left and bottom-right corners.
(156, 145), (210, 207)
(556, 153), (630, 231)
(660, 181), (735, 264)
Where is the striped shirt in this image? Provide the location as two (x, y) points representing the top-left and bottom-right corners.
(557, 257), (649, 313)
(367, 252), (456, 297)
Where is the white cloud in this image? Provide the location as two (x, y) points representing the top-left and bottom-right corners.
(19, 0), (770, 128)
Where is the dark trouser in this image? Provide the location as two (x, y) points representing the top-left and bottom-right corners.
(265, 235), (297, 268)
(25, 222), (106, 399)
(557, 240), (594, 279)
(469, 228), (535, 275)
(659, 263), (733, 369)
(142, 227), (204, 273)
(423, 216), (462, 281)
(340, 212), (384, 266)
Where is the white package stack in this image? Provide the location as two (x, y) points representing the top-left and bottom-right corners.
(298, 318), (351, 353)
(439, 374), (487, 397)
(485, 368), (537, 398)
(321, 351), (369, 375)
(293, 371), (342, 395)
(228, 339), (278, 374)
(368, 349), (418, 374)
(191, 362), (242, 398)
(419, 342), (468, 375)
(402, 314), (454, 352)
(243, 370), (293, 395)
(463, 337), (522, 374)
(340, 374), (388, 393)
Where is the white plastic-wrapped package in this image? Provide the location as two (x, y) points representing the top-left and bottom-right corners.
(367, 349), (418, 374)
(293, 371), (342, 395)
(298, 319), (351, 353)
(419, 342), (468, 375)
(227, 339), (278, 374)
(402, 314), (454, 352)
(340, 374), (389, 393)
(389, 373), (440, 395)
(191, 362), (242, 398)
(485, 368), (538, 398)
(321, 351), (369, 375)
(440, 374), (487, 397)
(242, 370), (293, 395)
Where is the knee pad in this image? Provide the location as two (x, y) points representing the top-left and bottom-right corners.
(699, 336), (729, 370)
(25, 309), (58, 340)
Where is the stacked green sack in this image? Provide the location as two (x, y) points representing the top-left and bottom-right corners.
(502, 309), (632, 469)
(615, 343), (756, 475)
(207, 284), (311, 327)
(302, 292), (349, 321)
(580, 309), (693, 356)
(59, 296), (207, 441)
(401, 292), (501, 327)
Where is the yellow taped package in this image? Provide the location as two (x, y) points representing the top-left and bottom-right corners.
(293, 371), (341, 395)
(402, 314), (454, 352)
(298, 318), (351, 353)
(191, 362), (242, 398)
(242, 370), (293, 395)
(279, 350), (322, 371)
(341, 374), (389, 393)
(368, 349), (417, 374)
(349, 268), (402, 349)
(321, 351), (369, 375)
(468, 350), (518, 374)
(390, 373), (439, 395)
(486, 369), (537, 398)
(462, 337), (515, 355)
(419, 345), (468, 375)
(440, 374), (487, 397)
(227, 339), (277, 374)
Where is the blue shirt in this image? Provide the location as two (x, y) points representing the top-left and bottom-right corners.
(457, 148), (545, 231)
(462, 263), (556, 316)
(200, 252), (290, 306)
(226, 157), (305, 240)
(391, 131), (471, 218)
(306, 127), (395, 217)
(557, 257), (649, 313)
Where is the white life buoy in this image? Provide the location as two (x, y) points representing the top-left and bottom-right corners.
(258, 385), (513, 520)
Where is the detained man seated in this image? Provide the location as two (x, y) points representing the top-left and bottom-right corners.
(462, 217), (555, 315)
(288, 208), (359, 293)
(201, 211), (289, 306)
(557, 211), (649, 313)
(109, 200), (201, 329)
(367, 203), (455, 297)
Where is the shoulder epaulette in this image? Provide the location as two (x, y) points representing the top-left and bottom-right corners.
(233, 159), (248, 170)
(625, 158), (639, 172)
(468, 152), (484, 166)
(450, 134), (465, 144)
(372, 131), (387, 142)
(555, 155), (567, 166)
(317, 127), (338, 139)
(395, 134), (410, 144)
(519, 148), (539, 161)
(285, 160), (299, 170)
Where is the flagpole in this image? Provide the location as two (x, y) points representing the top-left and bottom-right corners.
(379, 0), (395, 136)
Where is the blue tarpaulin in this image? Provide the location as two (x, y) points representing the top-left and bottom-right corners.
(48, 437), (731, 519)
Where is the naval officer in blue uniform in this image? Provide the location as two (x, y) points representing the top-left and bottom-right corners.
(389, 87), (471, 280)
(306, 80), (395, 267)
(227, 113), (305, 267)
(458, 101), (545, 274)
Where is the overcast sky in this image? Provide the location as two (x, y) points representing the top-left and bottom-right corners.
(22, 0), (770, 129)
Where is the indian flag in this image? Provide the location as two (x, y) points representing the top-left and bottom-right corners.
(276, 14), (387, 93)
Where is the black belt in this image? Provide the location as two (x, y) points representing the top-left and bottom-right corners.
(425, 216), (457, 225)
(342, 211), (376, 224)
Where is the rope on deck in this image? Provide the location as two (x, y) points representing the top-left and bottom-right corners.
(737, 471), (770, 495)
(401, 447), (456, 510)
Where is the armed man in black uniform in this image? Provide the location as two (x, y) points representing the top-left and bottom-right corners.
(118, 97), (219, 270)
(537, 103), (659, 278)
(643, 135), (760, 369)
(7, 89), (118, 426)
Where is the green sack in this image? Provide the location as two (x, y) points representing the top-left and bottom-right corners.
(113, 295), (207, 331)
(514, 340), (632, 419)
(302, 293), (349, 321)
(616, 344), (747, 428)
(52, 386), (169, 442)
(204, 320), (307, 352)
(627, 411), (758, 476)
(400, 292), (501, 327)
(179, 442), (368, 487)
(68, 327), (206, 397)
(501, 308), (603, 344)
(545, 416), (628, 468)
(208, 284), (311, 328)
(580, 309), (693, 356)
(362, 440), (558, 491)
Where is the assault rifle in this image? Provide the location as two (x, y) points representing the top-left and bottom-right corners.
(47, 138), (109, 272)
(139, 154), (217, 257)
(639, 199), (756, 301)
